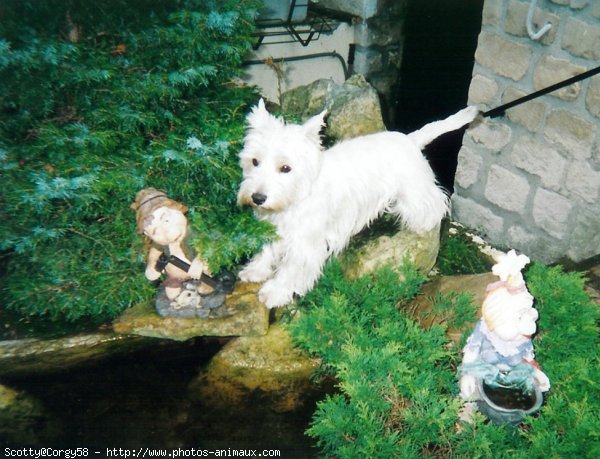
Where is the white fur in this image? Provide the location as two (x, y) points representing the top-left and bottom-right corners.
(238, 99), (479, 308)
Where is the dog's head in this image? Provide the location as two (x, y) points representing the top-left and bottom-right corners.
(237, 99), (326, 215)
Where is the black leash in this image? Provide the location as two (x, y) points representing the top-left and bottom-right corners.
(483, 64), (600, 118)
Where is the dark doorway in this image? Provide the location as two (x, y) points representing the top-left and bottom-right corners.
(394, 0), (483, 193)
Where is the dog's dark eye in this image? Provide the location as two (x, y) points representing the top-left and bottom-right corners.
(252, 158), (259, 167)
(280, 165), (291, 173)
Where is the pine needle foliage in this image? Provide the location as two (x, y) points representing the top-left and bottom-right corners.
(0, 0), (272, 325)
(289, 261), (599, 458)
(437, 223), (493, 275)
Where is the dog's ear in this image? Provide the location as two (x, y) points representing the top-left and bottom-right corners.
(302, 110), (327, 143)
(256, 98), (267, 113)
(247, 98), (277, 130)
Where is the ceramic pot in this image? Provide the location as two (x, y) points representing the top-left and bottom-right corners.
(476, 379), (543, 425)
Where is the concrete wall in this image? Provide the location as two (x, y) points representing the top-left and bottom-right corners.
(453, 0), (600, 264)
(243, 21), (354, 104)
(244, 0), (407, 122)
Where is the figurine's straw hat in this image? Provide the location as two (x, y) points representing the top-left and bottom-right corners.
(131, 187), (188, 233)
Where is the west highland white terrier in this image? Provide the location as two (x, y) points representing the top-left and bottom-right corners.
(238, 99), (478, 308)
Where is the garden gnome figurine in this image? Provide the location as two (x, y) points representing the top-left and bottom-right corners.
(459, 250), (550, 424)
(132, 188), (222, 317)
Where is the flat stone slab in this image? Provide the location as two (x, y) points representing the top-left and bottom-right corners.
(405, 273), (496, 345)
(112, 282), (269, 341)
(0, 332), (154, 377)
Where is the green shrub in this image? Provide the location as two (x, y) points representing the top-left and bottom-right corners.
(290, 262), (599, 458)
(0, 0), (271, 325)
(437, 223), (493, 275)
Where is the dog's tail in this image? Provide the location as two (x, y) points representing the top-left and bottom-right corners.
(408, 106), (479, 150)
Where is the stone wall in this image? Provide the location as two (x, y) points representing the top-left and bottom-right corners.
(317, 0), (408, 123)
(453, 0), (600, 264)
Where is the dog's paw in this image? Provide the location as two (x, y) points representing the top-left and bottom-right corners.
(239, 263), (272, 283)
(258, 280), (294, 309)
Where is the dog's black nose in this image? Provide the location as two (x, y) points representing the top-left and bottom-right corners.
(251, 193), (267, 206)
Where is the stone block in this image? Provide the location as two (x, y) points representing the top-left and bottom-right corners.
(565, 160), (600, 204)
(569, 0), (589, 8)
(562, 17), (600, 60)
(467, 118), (512, 151)
(533, 55), (586, 101)
(503, 87), (547, 131)
(510, 136), (566, 190)
(451, 195), (504, 241)
(482, 0), (503, 25)
(188, 324), (321, 413)
(366, 16), (405, 47)
(592, 1), (600, 18)
(567, 208), (600, 262)
(586, 75), (600, 119)
(468, 74), (499, 106)
(339, 221), (441, 279)
(281, 75), (386, 141)
(532, 188), (573, 239)
(326, 75), (386, 139)
(484, 165), (530, 213)
(317, 0), (377, 19)
(368, 73), (397, 99)
(505, 0), (559, 44)
(353, 46), (384, 74)
(455, 146), (483, 190)
(544, 109), (596, 158)
(280, 78), (336, 119)
(507, 225), (536, 246)
(507, 225), (564, 264)
(387, 48), (403, 70)
(475, 31), (532, 81)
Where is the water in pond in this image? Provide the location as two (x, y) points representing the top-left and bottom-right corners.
(482, 382), (537, 411)
(3, 338), (327, 457)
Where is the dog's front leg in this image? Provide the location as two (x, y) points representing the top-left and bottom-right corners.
(239, 241), (282, 283)
(258, 240), (328, 308)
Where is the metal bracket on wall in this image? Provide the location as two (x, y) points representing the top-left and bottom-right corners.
(253, 0), (335, 49)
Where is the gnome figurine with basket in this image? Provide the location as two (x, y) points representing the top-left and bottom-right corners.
(132, 187), (231, 318)
(458, 250), (550, 425)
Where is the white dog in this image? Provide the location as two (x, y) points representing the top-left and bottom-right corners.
(238, 99), (478, 308)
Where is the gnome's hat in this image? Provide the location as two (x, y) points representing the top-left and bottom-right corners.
(131, 187), (188, 234)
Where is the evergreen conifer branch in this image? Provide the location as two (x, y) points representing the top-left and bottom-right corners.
(290, 262), (599, 458)
(1, 0), (266, 326)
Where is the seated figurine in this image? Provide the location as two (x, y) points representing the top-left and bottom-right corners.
(131, 187), (227, 318)
(459, 250), (550, 424)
